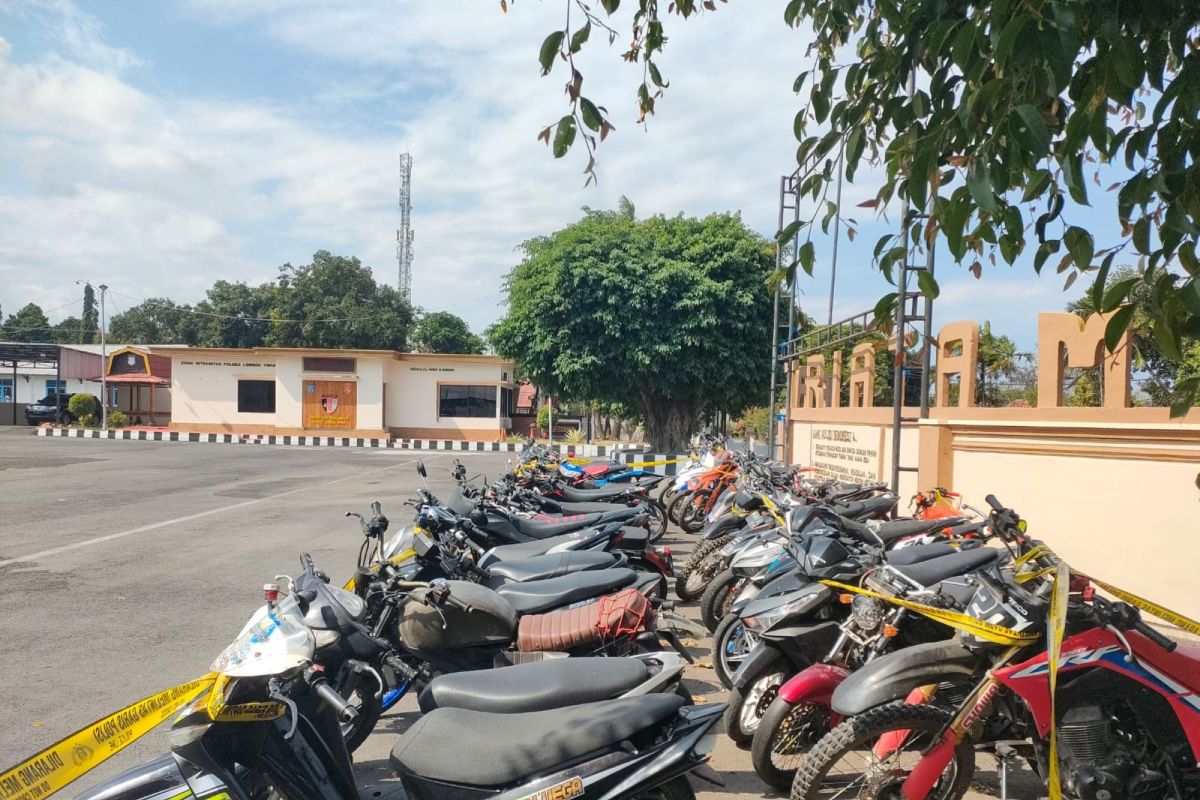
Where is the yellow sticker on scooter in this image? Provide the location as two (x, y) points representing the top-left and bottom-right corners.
(515, 776), (585, 800)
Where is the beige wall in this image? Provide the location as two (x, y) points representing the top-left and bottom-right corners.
(384, 358), (512, 435)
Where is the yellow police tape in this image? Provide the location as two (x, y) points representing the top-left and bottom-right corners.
(819, 579), (1041, 646)
(0, 675), (216, 800)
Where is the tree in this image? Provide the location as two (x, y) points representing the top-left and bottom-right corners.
(412, 311), (484, 354)
(976, 321), (1021, 405)
(197, 282), (273, 348)
(266, 251), (414, 350)
(511, 0), (1200, 410)
(52, 316), (83, 344)
(2, 303), (51, 342)
(490, 205), (774, 452)
(80, 284), (99, 344)
(109, 299), (202, 345)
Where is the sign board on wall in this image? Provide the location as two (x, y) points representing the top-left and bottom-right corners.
(809, 425), (884, 483)
(302, 380), (357, 430)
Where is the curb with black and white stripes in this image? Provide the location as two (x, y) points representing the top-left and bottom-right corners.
(34, 427), (688, 475)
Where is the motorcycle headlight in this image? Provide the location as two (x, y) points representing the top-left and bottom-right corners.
(851, 595), (885, 632)
(742, 607), (786, 632)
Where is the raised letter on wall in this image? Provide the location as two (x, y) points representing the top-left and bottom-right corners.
(1037, 312), (1132, 408)
(848, 342), (876, 408)
(936, 321), (979, 408)
(803, 354), (826, 408)
(830, 349), (843, 408)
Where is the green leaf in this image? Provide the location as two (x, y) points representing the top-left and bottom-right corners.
(994, 15), (1029, 64)
(570, 22), (591, 53)
(1154, 319), (1182, 361)
(1012, 105), (1051, 153)
(1021, 169), (1052, 202)
(1169, 376), (1200, 418)
(917, 270), (940, 299)
(1132, 215), (1151, 254)
(797, 241), (816, 276)
(778, 220), (803, 244)
(1104, 304), (1136, 353)
(580, 97), (603, 131)
(600, 0), (620, 13)
(648, 61), (665, 88)
(967, 160), (1000, 213)
(1101, 277), (1138, 313)
(1063, 226), (1094, 269)
(812, 86), (830, 124)
(792, 71), (809, 93)
(1062, 152), (1089, 205)
(873, 292), (899, 324)
(783, 0), (802, 27)
(845, 127), (865, 181)
(539, 31), (565, 75)
(552, 114), (576, 158)
(1113, 38), (1145, 90)
(1091, 252), (1115, 309)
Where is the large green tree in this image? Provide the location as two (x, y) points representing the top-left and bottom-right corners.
(109, 298), (203, 345)
(412, 311), (484, 354)
(490, 203), (774, 451)
(511, 0), (1200, 409)
(80, 284), (99, 344)
(2, 303), (51, 342)
(266, 251), (414, 350)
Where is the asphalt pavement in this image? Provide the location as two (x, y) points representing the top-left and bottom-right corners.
(0, 429), (1025, 798)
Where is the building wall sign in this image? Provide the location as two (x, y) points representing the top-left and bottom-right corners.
(178, 361), (276, 368)
(809, 425), (883, 482)
(408, 367), (457, 372)
(302, 380), (357, 430)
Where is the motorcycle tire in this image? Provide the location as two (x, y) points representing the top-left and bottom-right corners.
(657, 480), (678, 508)
(711, 612), (754, 690)
(627, 554), (670, 599)
(630, 775), (695, 800)
(789, 703), (974, 800)
(667, 490), (693, 525)
(673, 532), (733, 600)
(645, 501), (668, 543)
(750, 695), (832, 791)
(679, 497), (707, 533)
(724, 668), (787, 748)
(699, 568), (742, 632)
(338, 669), (383, 753)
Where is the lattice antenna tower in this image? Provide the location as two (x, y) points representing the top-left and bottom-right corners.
(397, 152), (415, 301)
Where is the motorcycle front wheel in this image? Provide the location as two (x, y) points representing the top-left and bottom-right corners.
(699, 569), (742, 632)
(789, 703), (974, 800)
(750, 695), (831, 790)
(724, 668), (787, 748)
(645, 501), (668, 543)
(338, 670), (383, 753)
(711, 612), (755, 689)
(631, 775), (695, 800)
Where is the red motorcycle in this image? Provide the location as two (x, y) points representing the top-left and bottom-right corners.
(790, 510), (1200, 800)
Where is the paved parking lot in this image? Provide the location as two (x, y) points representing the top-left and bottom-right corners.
(0, 429), (1023, 799)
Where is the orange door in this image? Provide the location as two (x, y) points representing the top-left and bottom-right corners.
(303, 380), (357, 430)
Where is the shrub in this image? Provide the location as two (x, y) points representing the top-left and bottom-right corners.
(67, 393), (98, 424)
(76, 413), (96, 428)
(564, 427), (586, 444)
(536, 405), (552, 432)
(504, 432), (527, 444)
(107, 410), (128, 428)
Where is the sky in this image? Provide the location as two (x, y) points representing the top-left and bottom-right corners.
(0, 0), (1099, 350)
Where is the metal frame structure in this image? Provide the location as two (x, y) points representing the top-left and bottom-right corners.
(397, 152), (415, 302)
(0, 344), (62, 425)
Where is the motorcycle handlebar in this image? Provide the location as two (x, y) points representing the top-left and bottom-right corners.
(311, 677), (358, 724)
(442, 592), (474, 614)
(985, 494), (1004, 512)
(371, 501), (382, 516)
(1134, 618), (1178, 652)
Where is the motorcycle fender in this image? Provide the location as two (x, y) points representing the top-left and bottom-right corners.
(831, 639), (981, 717)
(730, 643), (783, 691)
(72, 755), (229, 800)
(779, 663), (851, 705)
(761, 620), (841, 667)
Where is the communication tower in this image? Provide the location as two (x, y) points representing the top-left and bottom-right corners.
(397, 152), (415, 301)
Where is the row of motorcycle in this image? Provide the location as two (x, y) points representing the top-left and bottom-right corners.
(66, 439), (1200, 800)
(668, 446), (1199, 800)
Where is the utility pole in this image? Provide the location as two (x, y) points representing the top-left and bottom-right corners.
(99, 284), (108, 431)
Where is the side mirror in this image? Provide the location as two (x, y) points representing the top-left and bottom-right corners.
(469, 508), (489, 527)
(417, 462), (428, 478)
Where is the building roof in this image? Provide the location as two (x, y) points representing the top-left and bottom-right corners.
(150, 345), (512, 364)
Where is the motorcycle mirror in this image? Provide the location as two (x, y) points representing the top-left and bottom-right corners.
(469, 508), (488, 527)
(417, 461), (428, 478)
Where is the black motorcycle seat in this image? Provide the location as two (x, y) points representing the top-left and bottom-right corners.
(391, 694), (685, 786)
(554, 500), (632, 514)
(514, 513), (604, 539)
(893, 547), (1001, 586)
(877, 517), (968, 540)
(417, 656), (650, 713)
(595, 507), (642, 524)
(611, 525), (648, 551)
(830, 494), (898, 520)
(495, 568), (638, 615)
(486, 551), (617, 583)
(480, 532), (590, 566)
(560, 484), (637, 501)
(885, 541), (979, 566)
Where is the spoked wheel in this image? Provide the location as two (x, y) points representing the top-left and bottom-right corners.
(711, 613), (756, 689)
(724, 669), (786, 748)
(667, 491), (694, 525)
(699, 568), (741, 631)
(750, 696), (832, 790)
(645, 501), (668, 543)
(673, 532), (733, 601)
(677, 551), (728, 603)
(789, 703), (974, 800)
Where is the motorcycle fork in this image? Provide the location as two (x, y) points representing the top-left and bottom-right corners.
(897, 646), (1021, 800)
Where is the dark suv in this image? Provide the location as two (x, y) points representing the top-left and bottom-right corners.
(24, 393), (98, 425)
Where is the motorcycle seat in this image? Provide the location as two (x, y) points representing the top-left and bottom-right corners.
(417, 656), (649, 713)
(553, 500), (632, 514)
(892, 547), (1001, 587)
(391, 694), (685, 787)
(610, 525), (648, 552)
(830, 494), (897, 520)
(560, 484), (638, 502)
(495, 568), (638, 615)
(885, 541), (978, 566)
(486, 551), (617, 583)
(479, 532), (591, 566)
(514, 513), (604, 539)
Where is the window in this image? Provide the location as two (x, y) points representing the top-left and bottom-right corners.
(238, 380), (276, 414)
(501, 387), (513, 417)
(302, 357), (356, 373)
(438, 385), (497, 418)
(0, 379), (11, 404)
(45, 380), (66, 397)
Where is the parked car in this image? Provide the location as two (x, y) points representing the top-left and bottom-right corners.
(24, 392), (98, 425)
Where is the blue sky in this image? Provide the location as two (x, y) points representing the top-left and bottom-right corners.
(0, 0), (1102, 349)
